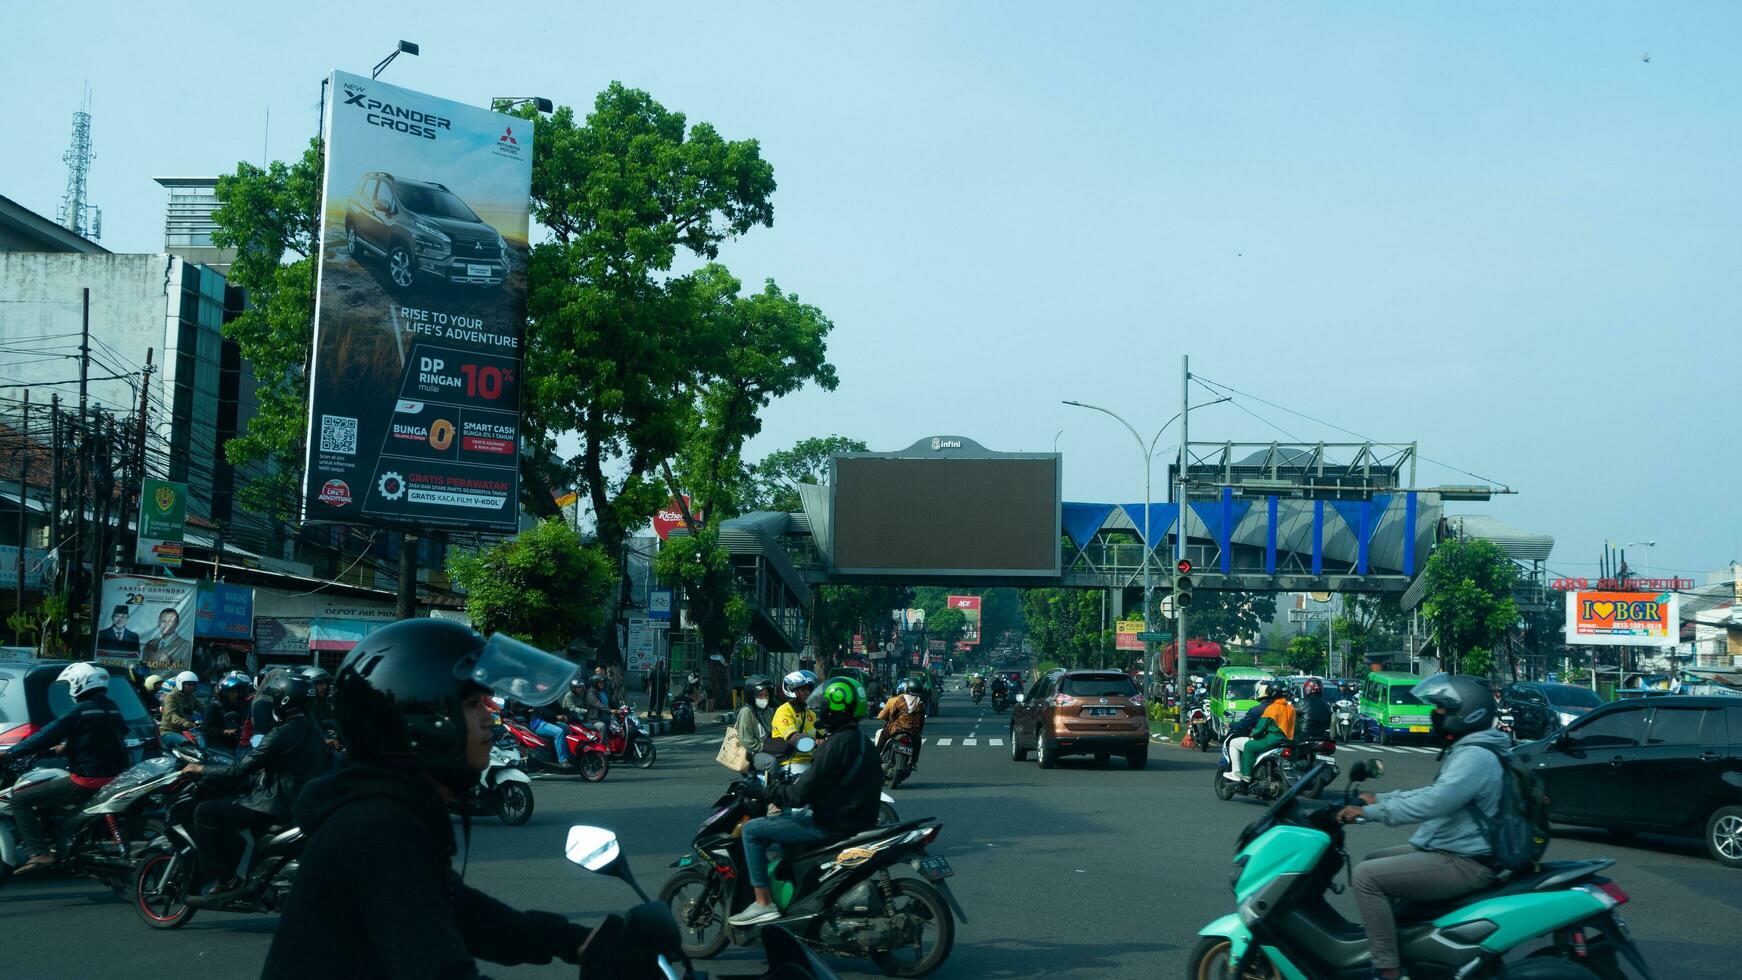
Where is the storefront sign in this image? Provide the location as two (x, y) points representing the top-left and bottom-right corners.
(1551, 577), (1694, 592)
(135, 479), (187, 568)
(1116, 619), (1144, 652)
(195, 582), (256, 640)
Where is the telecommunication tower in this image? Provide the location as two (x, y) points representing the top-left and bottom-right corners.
(59, 92), (102, 241)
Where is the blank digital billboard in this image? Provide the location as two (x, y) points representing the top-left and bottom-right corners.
(830, 456), (1060, 576)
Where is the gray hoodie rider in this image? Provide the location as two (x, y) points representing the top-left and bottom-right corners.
(1359, 728), (1509, 857)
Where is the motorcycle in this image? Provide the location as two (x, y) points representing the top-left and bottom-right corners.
(1214, 736), (1338, 802)
(1329, 698), (1362, 742)
(1185, 700), (1215, 752)
(1497, 707), (1518, 744)
(450, 744), (535, 826)
(767, 743), (900, 827)
(879, 730), (918, 790)
(1191, 758), (1654, 980)
(564, 824), (841, 980)
(990, 688), (1010, 712)
(969, 686), (984, 705)
(130, 770), (304, 928)
(659, 748), (964, 977)
(603, 706), (658, 769)
(667, 694), (697, 735)
(498, 714), (611, 782)
(0, 746), (196, 893)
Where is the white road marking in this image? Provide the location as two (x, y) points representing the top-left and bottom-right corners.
(1404, 746), (1440, 754)
(989, 738), (1004, 746)
(936, 738), (953, 746)
(963, 739), (978, 746)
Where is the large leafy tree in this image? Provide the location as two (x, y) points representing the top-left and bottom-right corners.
(521, 84), (778, 660)
(1285, 633), (1327, 675)
(655, 266), (838, 658)
(1333, 594), (1408, 664)
(1180, 590), (1277, 645)
(1420, 537), (1520, 675)
(210, 139), (324, 516)
(1019, 588), (1111, 669)
(751, 435), (865, 512)
(447, 519), (616, 651)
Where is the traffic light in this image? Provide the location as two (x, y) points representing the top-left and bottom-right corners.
(1173, 558), (1194, 609)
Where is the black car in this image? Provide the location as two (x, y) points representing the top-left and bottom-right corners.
(0, 661), (159, 775)
(1500, 681), (1607, 741)
(343, 171), (509, 290)
(1514, 696), (1742, 867)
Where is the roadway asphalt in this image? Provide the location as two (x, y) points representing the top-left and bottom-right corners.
(2, 687), (1737, 978)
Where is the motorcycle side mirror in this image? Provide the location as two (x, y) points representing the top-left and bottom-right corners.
(1014, 693), (1025, 704)
(752, 751), (778, 773)
(793, 736), (817, 754)
(1350, 759), (1384, 781)
(564, 824), (649, 901)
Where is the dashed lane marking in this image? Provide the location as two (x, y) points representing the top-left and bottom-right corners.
(989, 738), (1004, 746)
(936, 738), (954, 746)
(963, 739), (978, 746)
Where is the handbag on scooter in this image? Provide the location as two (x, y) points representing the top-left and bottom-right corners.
(716, 725), (751, 773)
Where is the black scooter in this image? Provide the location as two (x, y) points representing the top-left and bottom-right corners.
(131, 773), (304, 929)
(657, 749), (966, 977)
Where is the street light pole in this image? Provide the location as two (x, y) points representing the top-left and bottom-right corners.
(1176, 354), (1189, 701)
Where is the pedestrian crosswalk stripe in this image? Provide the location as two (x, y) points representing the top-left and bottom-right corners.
(963, 739), (978, 746)
(1404, 746), (1439, 754)
(936, 738), (953, 746)
(989, 738), (1004, 746)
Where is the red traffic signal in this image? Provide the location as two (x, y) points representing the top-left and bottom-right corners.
(1176, 558), (1193, 575)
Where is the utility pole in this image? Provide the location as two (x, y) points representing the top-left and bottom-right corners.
(128, 349), (153, 566)
(396, 531), (417, 619)
(15, 391), (28, 644)
(1175, 354), (1190, 698)
(48, 396), (61, 597)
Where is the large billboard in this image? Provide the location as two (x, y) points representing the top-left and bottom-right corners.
(303, 70), (534, 531)
(97, 574), (198, 673)
(828, 438), (1060, 578)
(1566, 591), (1680, 647)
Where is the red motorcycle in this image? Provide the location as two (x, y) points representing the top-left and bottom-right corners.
(499, 715), (610, 782)
(602, 706), (657, 769)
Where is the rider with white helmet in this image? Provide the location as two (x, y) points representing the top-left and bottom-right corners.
(159, 669), (205, 747)
(0, 662), (129, 875)
(770, 669), (820, 767)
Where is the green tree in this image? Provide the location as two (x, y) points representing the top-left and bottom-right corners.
(928, 606), (968, 652)
(1420, 538), (1520, 673)
(447, 519), (616, 651)
(521, 84), (779, 660)
(1180, 590), (1277, 644)
(1333, 594), (1408, 664)
(752, 435), (866, 512)
(1285, 633), (1327, 675)
(210, 139), (323, 516)
(656, 266), (838, 658)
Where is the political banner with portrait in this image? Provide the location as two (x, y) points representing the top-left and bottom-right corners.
(97, 574), (198, 671)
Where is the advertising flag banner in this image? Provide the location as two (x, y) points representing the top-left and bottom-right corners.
(135, 479), (187, 568)
(1116, 619), (1144, 651)
(303, 70), (535, 532)
(98, 574), (198, 671)
(1565, 590), (1680, 647)
(946, 594), (982, 647)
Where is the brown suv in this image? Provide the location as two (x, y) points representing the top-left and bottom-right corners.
(1009, 669), (1149, 770)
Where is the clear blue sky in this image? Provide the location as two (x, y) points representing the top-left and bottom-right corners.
(5, 2), (1737, 578)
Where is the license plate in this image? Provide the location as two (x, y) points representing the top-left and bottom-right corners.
(918, 856), (954, 880)
(1087, 707), (1120, 717)
(894, 743), (913, 755)
(1408, 726), (1430, 733)
(466, 263), (492, 276)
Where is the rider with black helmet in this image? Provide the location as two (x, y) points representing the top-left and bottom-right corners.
(1296, 677), (1333, 741)
(735, 675), (777, 756)
(300, 665), (339, 746)
(728, 676), (883, 927)
(183, 672), (329, 901)
(1335, 673), (1510, 980)
(261, 618), (592, 979)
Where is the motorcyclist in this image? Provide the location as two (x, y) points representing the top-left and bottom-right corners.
(261, 618), (593, 979)
(582, 668), (615, 737)
(532, 679), (586, 768)
(182, 672), (329, 901)
(728, 675), (883, 926)
(0, 663), (128, 876)
(989, 673), (1011, 702)
(734, 675), (777, 756)
(300, 666), (340, 747)
(203, 672), (254, 754)
(970, 673), (986, 699)
(1234, 686), (1297, 780)
(245, 668), (286, 749)
(769, 669), (819, 767)
(1296, 678), (1333, 741)
(158, 670), (204, 748)
(1336, 674), (1509, 980)
(1222, 682), (1288, 782)
(876, 678), (927, 770)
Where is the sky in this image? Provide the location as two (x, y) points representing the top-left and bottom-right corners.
(4, 2), (1738, 580)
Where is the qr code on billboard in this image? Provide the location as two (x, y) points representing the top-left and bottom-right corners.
(320, 415), (358, 455)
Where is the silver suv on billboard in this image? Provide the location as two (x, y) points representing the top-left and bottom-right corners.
(344, 171), (509, 290)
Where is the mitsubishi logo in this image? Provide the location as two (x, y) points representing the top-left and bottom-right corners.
(500, 126), (518, 145)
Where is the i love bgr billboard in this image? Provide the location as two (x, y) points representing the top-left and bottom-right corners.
(302, 70), (534, 531)
(1565, 591), (1679, 647)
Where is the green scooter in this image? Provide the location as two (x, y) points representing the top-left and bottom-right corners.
(1191, 759), (1653, 980)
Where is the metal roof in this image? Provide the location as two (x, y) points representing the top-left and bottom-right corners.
(1444, 515), (1554, 562)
